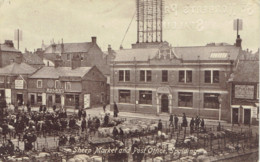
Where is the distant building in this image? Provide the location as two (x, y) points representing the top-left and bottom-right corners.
(27, 56), (107, 109)
(229, 60), (259, 125)
(22, 52), (45, 69)
(110, 42), (242, 121)
(0, 56), (37, 106)
(0, 40), (22, 67)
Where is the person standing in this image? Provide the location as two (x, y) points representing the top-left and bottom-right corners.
(190, 117), (195, 134)
(81, 118), (87, 132)
(169, 114), (173, 127)
(103, 102), (106, 112)
(82, 110), (86, 119)
(182, 113), (187, 128)
(78, 109), (82, 119)
(174, 114), (179, 130)
(158, 119), (163, 131)
(113, 102), (119, 117)
(195, 116), (201, 131)
(200, 118), (205, 130)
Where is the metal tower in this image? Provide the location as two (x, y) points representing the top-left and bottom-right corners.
(136, 0), (164, 43)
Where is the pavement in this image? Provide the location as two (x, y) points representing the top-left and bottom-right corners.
(28, 105), (259, 133)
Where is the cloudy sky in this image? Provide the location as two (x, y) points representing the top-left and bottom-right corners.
(0, 0), (259, 52)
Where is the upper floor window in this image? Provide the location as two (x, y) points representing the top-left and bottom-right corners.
(140, 70), (152, 82)
(55, 80), (60, 88)
(37, 80), (42, 88)
(119, 70), (130, 82)
(179, 70), (192, 83)
(205, 70), (219, 83)
(162, 70), (168, 82)
(65, 82), (71, 90)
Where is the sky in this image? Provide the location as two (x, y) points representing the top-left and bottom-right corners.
(0, 0), (259, 53)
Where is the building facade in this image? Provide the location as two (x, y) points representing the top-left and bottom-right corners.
(28, 58), (107, 109)
(0, 40), (22, 68)
(230, 60), (259, 125)
(110, 42), (242, 121)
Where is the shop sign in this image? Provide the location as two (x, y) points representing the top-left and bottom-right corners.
(46, 88), (64, 94)
(235, 85), (254, 99)
(157, 87), (171, 94)
(15, 80), (24, 89)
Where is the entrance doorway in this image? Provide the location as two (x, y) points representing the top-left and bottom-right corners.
(17, 94), (23, 106)
(232, 108), (239, 124)
(244, 109), (251, 125)
(30, 94), (35, 105)
(161, 94), (169, 113)
(48, 95), (53, 107)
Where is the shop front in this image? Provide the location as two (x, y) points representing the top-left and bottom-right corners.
(65, 93), (80, 108)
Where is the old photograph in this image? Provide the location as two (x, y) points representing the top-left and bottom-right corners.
(0, 0), (259, 161)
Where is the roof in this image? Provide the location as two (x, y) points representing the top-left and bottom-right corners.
(232, 60), (259, 82)
(173, 45), (240, 61)
(0, 62), (37, 75)
(42, 53), (58, 62)
(114, 48), (159, 62)
(0, 44), (20, 52)
(22, 53), (44, 65)
(29, 66), (92, 79)
(44, 42), (94, 54)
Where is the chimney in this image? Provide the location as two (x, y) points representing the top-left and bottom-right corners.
(108, 44), (112, 54)
(91, 37), (97, 44)
(54, 56), (62, 68)
(71, 55), (81, 69)
(235, 35), (242, 48)
(51, 43), (57, 53)
(15, 54), (23, 64)
(4, 40), (14, 47)
(61, 38), (64, 54)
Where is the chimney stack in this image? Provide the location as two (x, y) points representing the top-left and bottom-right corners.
(91, 37), (97, 44)
(4, 40), (14, 48)
(61, 38), (64, 54)
(235, 35), (242, 48)
(108, 44), (112, 54)
(71, 55), (81, 69)
(54, 56), (62, 68)
(15, 54), (23, 64)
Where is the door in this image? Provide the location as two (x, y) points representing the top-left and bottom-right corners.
(17, 94), (23, 106)
(30, 94), (35, 105)
(84, 94), (90, 109)
(232, 108), (239, 124)
(244, 109), (251, 125)
(161, 94), (169, 113)
(48, 95), (53, 107)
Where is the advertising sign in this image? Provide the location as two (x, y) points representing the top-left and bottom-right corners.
(235, 85), (254, 99)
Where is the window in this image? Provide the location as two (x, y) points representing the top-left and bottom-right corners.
(205, 71), (211, 83)
(37, 80), (42, 88)
(162, 70), (168, 82)
(178, 92), (193, 107)
(213, 71), (219, 83)
(55, 94), (61, 103)
(119, 90), (131, 103)
(205, 70), (219, 83)
(204, 93), (220, 109)
(140, 70), (152, 82)
(67, 54), (70, 61)
(179, 70), (192, 83)
(0, 77), (4, 83)
(119, 70), (124, 81)
(179, 71), (185, 82)
(81, 54), (84, 61)
(118, 70), (130, 82)
(37, 93), (42, 103)
(65, 82), (71, 90)
(139, 91), (152, 104)
(140, 70), (145, 82)
(55, 80), (60, 88)
(65, 94), (79, 107)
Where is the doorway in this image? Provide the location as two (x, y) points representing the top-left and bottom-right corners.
(30, 94), (35, 105)
(17, 94), (23, 106)
(244, 109), (251, 125)
(232, 108), (239, 124)
(161, 94), (169, 113)
(47, 95), (53, 107)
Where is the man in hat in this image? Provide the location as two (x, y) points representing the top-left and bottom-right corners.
(158, 119), (163, 131)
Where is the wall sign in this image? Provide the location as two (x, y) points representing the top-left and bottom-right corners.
(251, 107), (258, 118)
(46, 88), (64, 94)
(84, 94), (90, 108)
(235, 85), (254, 99)
(15, 80), (24, 89)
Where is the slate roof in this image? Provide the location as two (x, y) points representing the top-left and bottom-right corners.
(232, 60), (259, 83)
(113, 48), (159, 62)
(29, 66), (92, 79)
(0, 44), (20, 52)
(22, 53), (44, 65)
(173, 45), (240, 61)
(44, 42), (94, 54)
(0, 62), (37, 75)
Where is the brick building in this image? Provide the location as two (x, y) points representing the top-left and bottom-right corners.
(229, 60), (259, 125)
(27, 57), (107, 109)
(110, 42), (242, 121)
(0, 56), (37, 106)
(0, 40), (22, 68)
